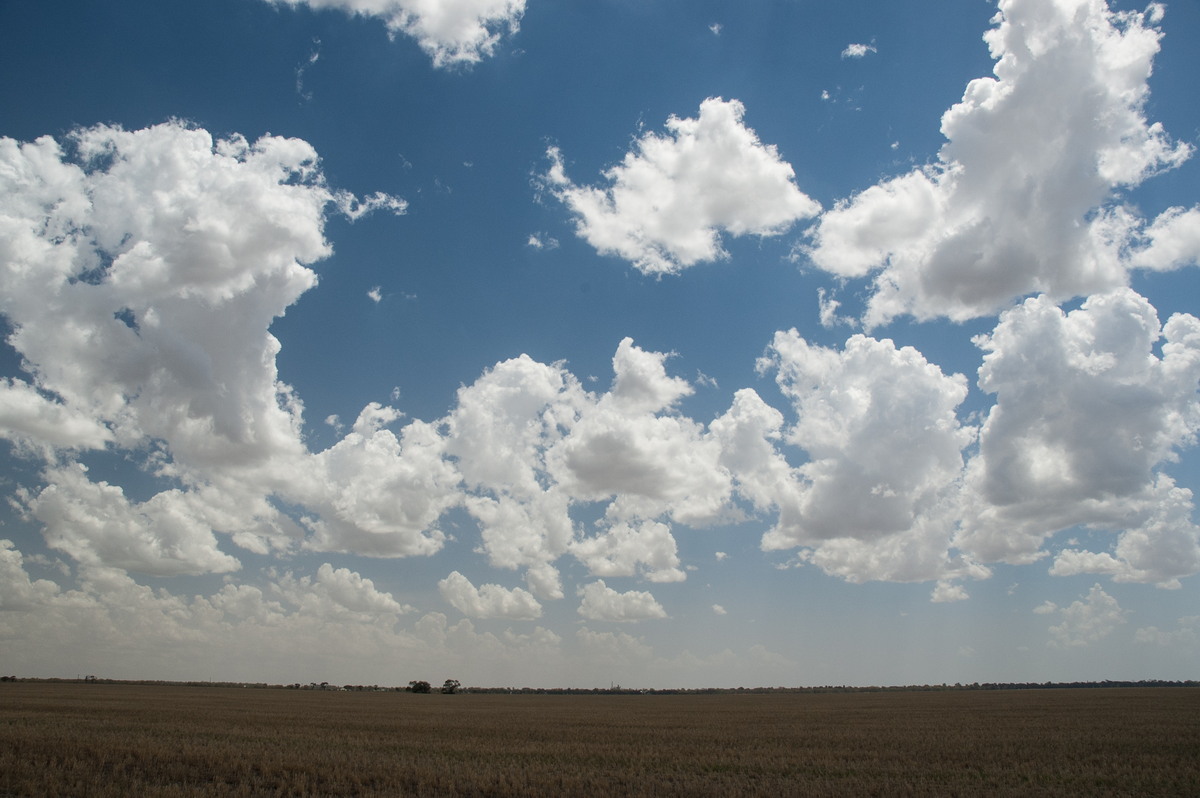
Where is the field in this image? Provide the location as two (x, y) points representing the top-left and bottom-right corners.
(1, 683), (1197, 796)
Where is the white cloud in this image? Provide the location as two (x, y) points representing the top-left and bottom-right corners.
(333, 190), (408, 220)
(755, 331), (982, 584)
(1049, 476), (1200, 590)
(277, 562), (413, 618)
(0, 122), (445, 572)
(24, 464), (242, 576)
(307, 407), (459, 557)
(816, 288), (852, 329)
(526, 232), (559, 250)
(841, 43), (876, 58)
(712, 604), (727, 615)
(543, 98), (820, 275)
(1041, 583), (1128, 648)
(546, 339), (732, 526)
(367, 286), (382, 303)
(1135, 615), (1199, 646)
(0, 378), (114, 454)
(805, 0), (1192, 325)
(931, 581), (969, 603)
(570, 519), (686, 583)
(264, 0), (526, 68)
(1128, 206), (1200, 272)
(577, 580), (667, 622)
(438, 570), (542, 620)
(0, 540), (62, 610)
(576, 626), (654, 662)
(959, 290), (1200, 577)
(536, 344), (715, 521)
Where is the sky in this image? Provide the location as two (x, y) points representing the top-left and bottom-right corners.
(1, 0), (1198, 689)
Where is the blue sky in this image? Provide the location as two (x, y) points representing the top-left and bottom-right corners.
(1, 0), (1198, 688)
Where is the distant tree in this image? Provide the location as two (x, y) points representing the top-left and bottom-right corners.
(441, 679), (461, 694)
(408, 680), (432, 694)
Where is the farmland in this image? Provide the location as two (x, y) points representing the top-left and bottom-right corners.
(1, 682), (1197, 796)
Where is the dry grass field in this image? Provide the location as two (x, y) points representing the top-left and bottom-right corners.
(1, 682), (1197, 796)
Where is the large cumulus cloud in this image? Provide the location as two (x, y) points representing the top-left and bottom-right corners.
(805, 0), (1196, 325)
(753, 331), (983, 585)
(958, 289), (1200, 585)
(0, 122), (411, 572)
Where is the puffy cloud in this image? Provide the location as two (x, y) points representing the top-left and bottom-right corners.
(0, 124), (330, 472)
(0, 378), (113, 454)
(1128, 206), (1200, 273)
(755, 331), (981, 583)
(1038, 583), (1128, 648)
(544, 98), (819, 275)
(546, 338), (731, 525)
(0, 540), (580, 685)
(438, 571), (543, 620)
(23, 464), (241, 576)
(445, 353), (585, 498)
(841, 43), (876, 58)
(570, 519), (685, 583)
(0, 540), (62, 610)
(0, 122), (445, 572)
(805, 0), (1192, 325)
(1049, 476), (1200, 590)
(1135, 615), (1199, 647)
(576, 626), (654, 661)
(275, 562), (413, 619)
(442, 354), (584, 590)
(306, 406), (458, 557)
(959, 290), (1200, 575)
(576, 580), (668, 622)
(264, 0), (525, 68)
(931, 581), (969, 603)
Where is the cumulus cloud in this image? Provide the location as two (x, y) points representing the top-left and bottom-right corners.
(931, 581), (969, 603)
(547, 339), (731, 525)
(841, 43), (876, 58)
(570, 519), (685, 583)
(21, 464), (242, 576)
(0, 544), (571, 684)
(543, 98), (819, 275)
(1038, 583), (1128, 648)
(1049, 476), (1200, 590)
(264, 0), (525, 68)
(438, 570), (543, 619)
(277, 562), (413, 618)
(959, 290), (1200, 580)
(577, 580), (668, 622)
(754, 331), (982, 584)
(0, 540), (62, 610)
(0, 122), (428, 572)
(804, 0), (1193, 325)
(306, 406), (459, 557)
(0, 378), (113, 454)
(1135, 615), (1199, 646)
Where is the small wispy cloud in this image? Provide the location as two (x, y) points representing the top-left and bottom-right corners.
(367, 286), (382, 303)
(841, 42), (877, 59)
(527, 232), (560, 250)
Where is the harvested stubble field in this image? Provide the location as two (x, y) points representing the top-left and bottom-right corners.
(1, 683), (1197, 796)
